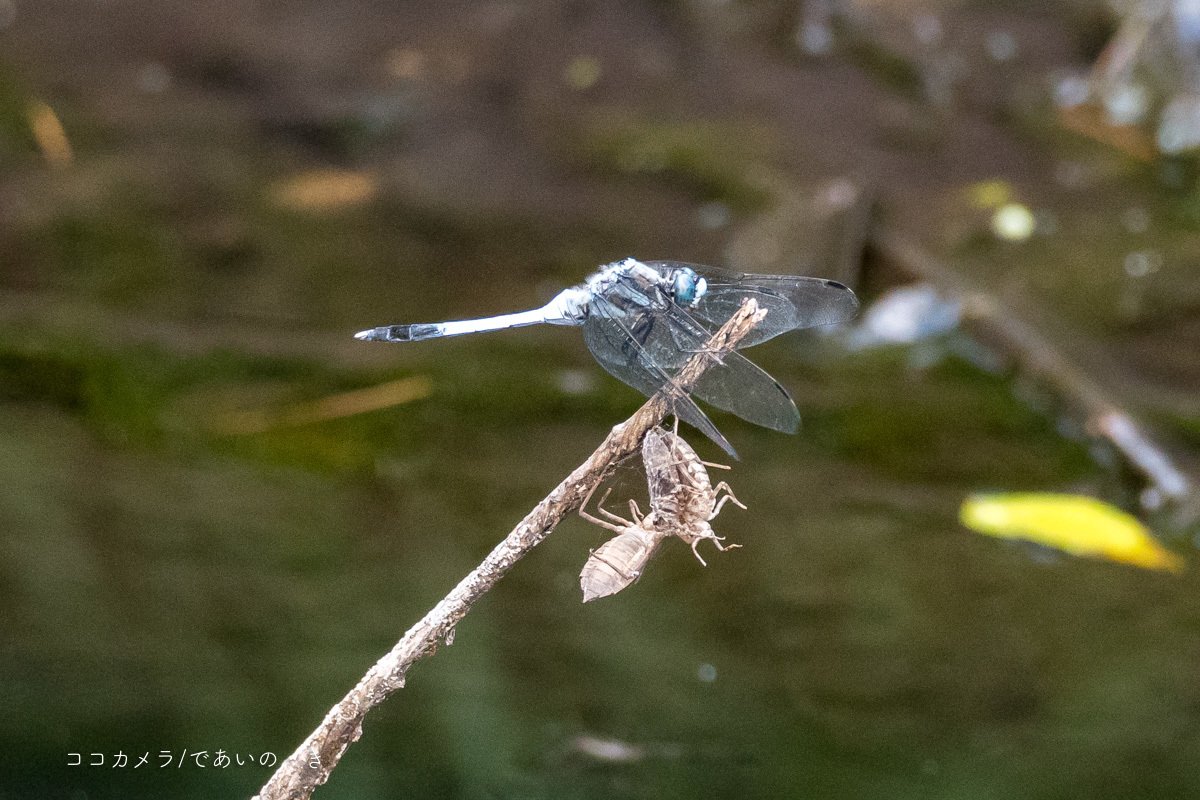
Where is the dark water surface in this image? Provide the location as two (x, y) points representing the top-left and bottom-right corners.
(4, 321), (1195, 800)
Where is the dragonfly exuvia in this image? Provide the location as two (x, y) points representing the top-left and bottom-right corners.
(355, 258), (858, 456)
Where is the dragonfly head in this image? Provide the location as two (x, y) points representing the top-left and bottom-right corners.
(672, 268), (707, 308)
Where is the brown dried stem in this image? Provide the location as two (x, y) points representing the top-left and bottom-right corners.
(252, 298), (766, 800)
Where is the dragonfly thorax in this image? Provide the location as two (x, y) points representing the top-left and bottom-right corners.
(589, 259), (660, 292)
(588, 258), (707, 310)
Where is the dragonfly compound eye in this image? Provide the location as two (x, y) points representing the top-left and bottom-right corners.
(673, 269), (701, 306)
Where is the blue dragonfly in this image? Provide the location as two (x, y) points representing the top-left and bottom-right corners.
(356, 258), (858, 456)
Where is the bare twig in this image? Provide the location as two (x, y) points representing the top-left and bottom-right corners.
(252, 298), (767, 800)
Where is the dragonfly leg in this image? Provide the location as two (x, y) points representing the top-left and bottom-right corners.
(596, 488), (635, 528)
(580, 509), (625, 534)
(627, 499), (645, 524)
(697, 532), (742, 555)
(709, 483), (747, 519)
(713, 481), (745, 506)
(710, 495), (735, 519)
(580, 480), (602, 509)
(684, 526), (742, 564)
(580, 486), (629, 533)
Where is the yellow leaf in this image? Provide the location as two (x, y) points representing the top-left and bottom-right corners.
(960, 492), (1184, 574)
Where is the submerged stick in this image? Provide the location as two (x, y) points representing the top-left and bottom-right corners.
(252, 299), (767, 800)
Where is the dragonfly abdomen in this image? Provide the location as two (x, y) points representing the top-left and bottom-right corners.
(354, 323), (443, 342)
(580, 526), (665, 602)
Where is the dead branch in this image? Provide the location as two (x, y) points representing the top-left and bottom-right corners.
(252, 298), (767, 800)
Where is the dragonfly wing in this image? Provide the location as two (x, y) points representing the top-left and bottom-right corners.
(583, 297), (737, 457)
(644, 261), (859, 347)
(691, 350), (801, 433)
(637, 300), (802, 433)
(587, 289), (801, 437)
